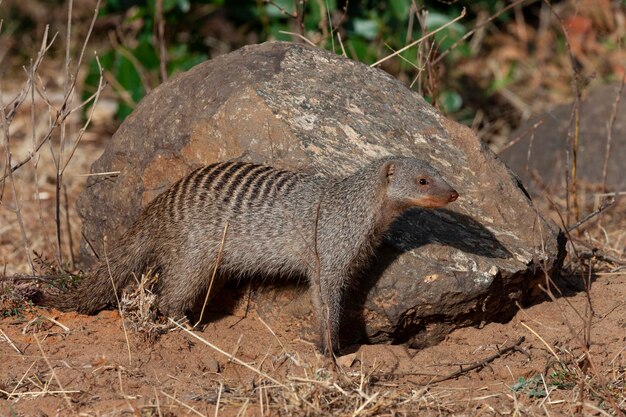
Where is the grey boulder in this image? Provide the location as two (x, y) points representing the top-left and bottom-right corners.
(500, 82), (626, 197)
(78, 42), (565, 349)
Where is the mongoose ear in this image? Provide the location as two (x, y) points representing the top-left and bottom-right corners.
(382, 161), (395, 183)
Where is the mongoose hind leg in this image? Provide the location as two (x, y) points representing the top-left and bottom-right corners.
(156, 257), (223, 320)
(156, 278), (187, 320)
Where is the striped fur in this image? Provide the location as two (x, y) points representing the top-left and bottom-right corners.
(48, 157), (458, 354)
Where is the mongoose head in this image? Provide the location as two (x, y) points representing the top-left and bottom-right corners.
(382, 157), (458, 210)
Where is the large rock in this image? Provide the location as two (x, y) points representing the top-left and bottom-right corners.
(78, 42), (565, 349)
(500, 83), (626, 197)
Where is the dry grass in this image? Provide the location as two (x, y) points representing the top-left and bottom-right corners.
(120, 271), (175, 342)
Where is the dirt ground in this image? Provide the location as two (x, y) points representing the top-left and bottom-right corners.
(0, 270), (624, 416)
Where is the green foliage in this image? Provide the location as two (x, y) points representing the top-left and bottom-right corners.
(547, 368), (577, 390)
(439, 89), (463, 114)
(84, 0), (518, 121)
(426, 11), (467, 52)
(487, 61), (518, 95)
(511, 368), (577, 398)
(2, 305), (24, 318)
(1, 300), (33, 318)
(511, 374), (548, 398)
(51, 270), (86, 291)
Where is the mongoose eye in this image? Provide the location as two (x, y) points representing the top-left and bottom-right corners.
(418, 178), (428, 185)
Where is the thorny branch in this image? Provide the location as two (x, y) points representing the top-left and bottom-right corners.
(544, 0), (587, 226)
(1, 0), (102, 184)
(566, 198), (617, 233)
(430, 337), (527, 383)
(378, 337), (528, 383)
(1, 87), (36, 274)
(601, 75), (625, 193)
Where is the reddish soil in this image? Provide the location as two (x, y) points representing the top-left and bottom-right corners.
(1, 270), (624, 416)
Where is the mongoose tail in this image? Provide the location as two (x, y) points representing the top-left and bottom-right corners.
(315, 157), (458, 354)
(44, 222), (154, 314)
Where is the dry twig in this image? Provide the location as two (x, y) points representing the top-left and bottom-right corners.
(430, 337), (527, 383)
(601, 75), (625, 193)
(371, 8), (466, 68)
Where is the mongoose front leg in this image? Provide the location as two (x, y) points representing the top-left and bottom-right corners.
(313, 269), (345, 355)
(308, 272), (325, 349)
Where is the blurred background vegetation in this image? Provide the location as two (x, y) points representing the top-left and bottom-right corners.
(1, 0), (625, 146)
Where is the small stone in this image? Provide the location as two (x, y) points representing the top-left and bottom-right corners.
(203, 357), (220, 374)
(336, 353), (358, 368)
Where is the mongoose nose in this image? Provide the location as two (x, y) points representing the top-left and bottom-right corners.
(449, 190), (459, 202)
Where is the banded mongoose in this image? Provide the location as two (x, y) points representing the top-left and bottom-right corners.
(51, 157), (458, 353)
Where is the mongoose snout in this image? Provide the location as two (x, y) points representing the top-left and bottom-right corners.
(48, 156), (458, 355)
